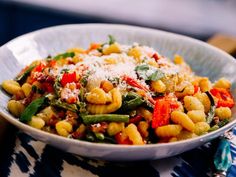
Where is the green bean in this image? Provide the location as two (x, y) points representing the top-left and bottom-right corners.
(95, 132), (105, 140)
(50, 99), (78, 112)
(15, 64), (36, 84)
(20, 97), (48, 122)
(81, 114), (129, 125)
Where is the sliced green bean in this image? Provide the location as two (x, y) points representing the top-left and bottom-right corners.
(15, 64), (36, 84)
(81, 114), (129, 124)
(20, 97), (48, 122)
(50, 99), (78, 112)
(95, 132), (105, 140)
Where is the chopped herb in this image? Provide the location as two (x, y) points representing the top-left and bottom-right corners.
(135, 64), (164, 81)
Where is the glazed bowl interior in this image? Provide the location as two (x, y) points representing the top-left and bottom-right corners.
(0, 24), (236, 161)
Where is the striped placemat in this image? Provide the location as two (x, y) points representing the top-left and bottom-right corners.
(0, 128), (236, 177)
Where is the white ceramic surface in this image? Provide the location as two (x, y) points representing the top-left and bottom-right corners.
(1, 24), (236, 161)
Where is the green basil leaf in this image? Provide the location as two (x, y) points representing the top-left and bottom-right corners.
(135, 64), (164, 81)
(149, 69), (165, 81)
(108, 35), (116, 45)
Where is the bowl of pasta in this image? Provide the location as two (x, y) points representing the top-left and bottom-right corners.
(0, 24), (236, 161)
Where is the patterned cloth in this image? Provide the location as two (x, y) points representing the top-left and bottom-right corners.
(1, 128), (236, 177)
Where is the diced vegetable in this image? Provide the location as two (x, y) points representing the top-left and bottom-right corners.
(210, 88), (234, 108)
(60, 71), (76, 87)
(152, 97), (170, 128)
(81, 114), (129, 125)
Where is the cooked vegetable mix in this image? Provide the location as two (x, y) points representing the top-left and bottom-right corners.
(1, 36), (235, 145)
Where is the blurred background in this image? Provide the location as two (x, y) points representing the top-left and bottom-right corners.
(0, 0), (236, 50)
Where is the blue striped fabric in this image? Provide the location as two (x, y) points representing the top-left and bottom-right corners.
(0, 128), (236, 177)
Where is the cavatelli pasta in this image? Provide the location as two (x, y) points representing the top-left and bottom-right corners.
(87, 88), (122, 114)
(171, 111), (195, 132)
(155, 125), (182, 138)
(1, 36), (234, 145)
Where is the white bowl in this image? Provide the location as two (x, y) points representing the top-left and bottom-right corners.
(1, 24), (236, 161)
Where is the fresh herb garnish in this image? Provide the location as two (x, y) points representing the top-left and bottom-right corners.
(108, 35), (116, 45)
(135, 64), (165, 81)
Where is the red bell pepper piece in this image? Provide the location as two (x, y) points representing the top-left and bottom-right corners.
(33, 62), (46, 72)
(61, 71), (77, 87)
(194, 85), (200, 94)
(152, 97), (171, 128)
(48, 60), (57, 67)
(165, 94), (179, 110)
(115, 132), (132, 145)
(42, 82), (54, 93)
(210, 88), (234, 108)
(123, 76), (149, 92)
(152, 53), (160, 61)
(129, 115), (143, 124)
